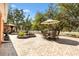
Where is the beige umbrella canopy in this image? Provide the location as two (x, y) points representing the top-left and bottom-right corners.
(41, 19), (60, 25)
(4, 23), (16, 27)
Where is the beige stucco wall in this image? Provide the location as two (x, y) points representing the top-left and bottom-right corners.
(0, 3), (8, 43)
(0, 3), (8, 23)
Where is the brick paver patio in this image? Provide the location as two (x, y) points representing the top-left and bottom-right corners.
(10, 34), (79, 56)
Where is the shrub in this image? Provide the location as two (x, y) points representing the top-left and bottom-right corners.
(18, 31), (26, 37)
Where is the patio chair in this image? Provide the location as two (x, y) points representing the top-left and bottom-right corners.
(4, 31), (10, 41)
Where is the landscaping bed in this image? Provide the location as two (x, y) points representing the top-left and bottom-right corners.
(17, 31), (36, 39)
(11, 32), (18, 35)
(60, 32), (79, 38)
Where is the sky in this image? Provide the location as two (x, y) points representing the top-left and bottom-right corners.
(9, 3), (50, 19)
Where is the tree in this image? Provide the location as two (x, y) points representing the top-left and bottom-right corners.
(32, 11), (46, 30)
(59, 3), (79, 31)
(7, 6), (33, 32)
(23, 15), (32, 32)
(44, 4), (55, 19)
(13, 9), (25, 32)
(7, 7), (14, 24)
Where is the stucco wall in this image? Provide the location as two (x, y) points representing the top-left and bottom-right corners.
(0, 3), (8, 43)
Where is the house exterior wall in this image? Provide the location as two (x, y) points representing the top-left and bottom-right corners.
(0, 3), (8, 44)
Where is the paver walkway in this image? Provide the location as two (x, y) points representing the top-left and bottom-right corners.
(0, 41), (17, 56)
(10, 34), (79, 56)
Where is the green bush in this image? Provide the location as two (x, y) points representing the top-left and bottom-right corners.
(18, 31), (26, 37)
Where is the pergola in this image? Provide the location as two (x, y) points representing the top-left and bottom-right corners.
(4, 23), (16, 34)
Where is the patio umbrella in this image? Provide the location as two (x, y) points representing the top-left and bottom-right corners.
(41, 19), (60, 39)
(41, 19), (60, 25)
(41, 19), (60, 30)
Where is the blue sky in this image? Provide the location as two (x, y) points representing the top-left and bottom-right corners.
(9, 3), (50, 19)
